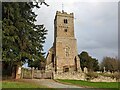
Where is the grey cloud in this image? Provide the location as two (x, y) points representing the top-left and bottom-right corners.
(34, 1), (118, 61)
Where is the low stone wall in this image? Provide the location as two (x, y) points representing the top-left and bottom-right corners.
(53, 71), (118, 82)
(53, 72), (86, 80)
(22, 68), (119, 82)
(90, 75), (117, 82)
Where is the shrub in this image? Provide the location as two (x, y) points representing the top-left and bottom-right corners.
(98, 72), (120, 79)
(85, 72), (98, 80)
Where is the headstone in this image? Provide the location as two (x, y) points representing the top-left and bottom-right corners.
(84, 67), (88, 73)
(103, 67), (106, 72)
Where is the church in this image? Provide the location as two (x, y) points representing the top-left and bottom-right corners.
(46, 11), (81, 74)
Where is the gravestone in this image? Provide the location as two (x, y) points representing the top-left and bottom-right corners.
(84, 67), (88, 73)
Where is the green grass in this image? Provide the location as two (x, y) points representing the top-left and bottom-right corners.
(57, 79), (119, 89)
(2, 81), (46, 88)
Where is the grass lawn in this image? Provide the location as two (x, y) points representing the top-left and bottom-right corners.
(2, 80), (46, 88)
(57, 79), (119, 89)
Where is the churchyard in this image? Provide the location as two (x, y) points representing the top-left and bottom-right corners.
(1, 1), (119, 90)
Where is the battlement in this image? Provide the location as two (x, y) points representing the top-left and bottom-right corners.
(56, 11), (74, 18)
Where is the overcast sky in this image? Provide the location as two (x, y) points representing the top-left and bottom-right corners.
(34, 0), (118, 62)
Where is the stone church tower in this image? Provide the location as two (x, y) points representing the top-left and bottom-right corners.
(46, 11), (81, 73)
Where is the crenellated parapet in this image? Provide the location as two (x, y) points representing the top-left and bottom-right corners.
(55, 11), (74, 18)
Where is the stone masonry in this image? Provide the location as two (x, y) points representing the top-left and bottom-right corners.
(46, 11), (82, 76)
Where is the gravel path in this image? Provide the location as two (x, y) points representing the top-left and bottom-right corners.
(20, 79), (82, 88)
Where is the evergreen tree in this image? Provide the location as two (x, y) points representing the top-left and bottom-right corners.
(2, 2), (47, 76)
(78, 51), (99, 72)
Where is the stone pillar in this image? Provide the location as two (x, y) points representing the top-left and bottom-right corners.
(15, 66), (21, 79)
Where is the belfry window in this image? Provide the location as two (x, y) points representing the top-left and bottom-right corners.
(64, 19), (68, 24)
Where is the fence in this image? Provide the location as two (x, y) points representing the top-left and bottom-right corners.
(21, 68), (53, 79)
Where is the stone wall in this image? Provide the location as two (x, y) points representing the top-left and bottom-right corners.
(90, 75), (117, 82)
(53, 71), (118, 82)
(53, 72), (85, 80)
(22, 68), (118, 82)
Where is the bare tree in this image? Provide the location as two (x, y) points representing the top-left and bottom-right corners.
(100, 56), (119, 72)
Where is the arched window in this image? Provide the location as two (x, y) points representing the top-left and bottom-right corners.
(65, 46), (70, 56)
